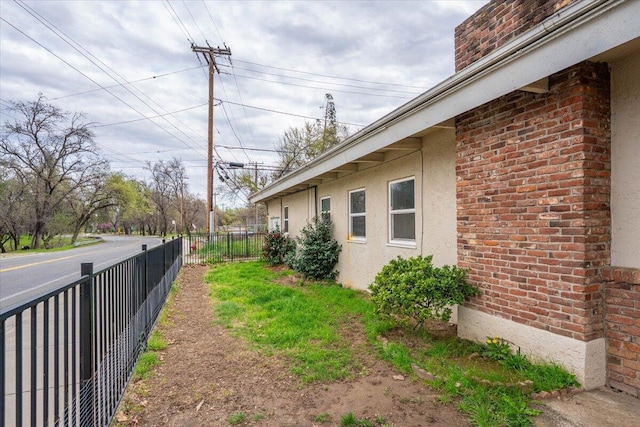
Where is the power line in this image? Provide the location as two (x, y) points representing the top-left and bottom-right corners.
(233, 58), (430, 90)
(6, 6), (208, 158)
(221, 71), (414, 100)
(48, 66), (203, 101)
(222, 63), (422, 96)
(215, 98), (363, 127)
(91, 103), (208, 128)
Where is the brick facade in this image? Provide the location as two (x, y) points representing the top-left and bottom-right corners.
(454, 0), (577, 71)
(603, 267), (640, 397)
(455, 61), (611, 342)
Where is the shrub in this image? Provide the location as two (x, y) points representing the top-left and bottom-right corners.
(262, 226), (295, 266)
(369, 255), (479, 328)
(287, 216), (341, 281)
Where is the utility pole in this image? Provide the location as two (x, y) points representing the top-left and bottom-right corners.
(254, 162), (259, 232)
(191, 43), (231, 238)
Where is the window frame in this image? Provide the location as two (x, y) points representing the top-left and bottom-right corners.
(283, 206), (289, 233)
(320, 196), (331, 220)
(348, 188), (366, 241)
(388, 177), (416, 245)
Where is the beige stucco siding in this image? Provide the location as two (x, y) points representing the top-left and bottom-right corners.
(280, 189), (314, 237)
(611, 51), (640, 269)
(421, 130), (458, 266)
(315, 129), (457, 290)
(321, 150), (423, 289)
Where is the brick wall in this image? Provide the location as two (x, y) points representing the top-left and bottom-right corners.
(455, 61), (611, 342)
(455, 0), (577, 71)
(603, 267), (640, 397)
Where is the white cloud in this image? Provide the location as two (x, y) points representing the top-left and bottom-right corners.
(0, 0), (488, 203)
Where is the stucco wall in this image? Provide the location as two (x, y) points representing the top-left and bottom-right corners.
(279, 189), (314, 238)
(611, 52), (640, 269)
(314, 129), (457, 291)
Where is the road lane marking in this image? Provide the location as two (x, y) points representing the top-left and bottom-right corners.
(0, 252), (142, 303)
(0, 253), (84, 272)
(0, 253), (97, 273)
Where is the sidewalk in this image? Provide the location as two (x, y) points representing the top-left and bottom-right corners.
(535, 387), (639, 427)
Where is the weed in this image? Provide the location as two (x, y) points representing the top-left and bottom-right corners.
(228, 411), (247, 425)
(133, 352), (160, 380)
(483, 337), (512, 361)
(314, 412), (331, 423)
(253, 413), (265, 421)
(340, 412), (373, 427)
(147, 331), (167, 351)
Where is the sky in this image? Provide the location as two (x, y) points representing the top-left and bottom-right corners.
(0, 0), (488, 206)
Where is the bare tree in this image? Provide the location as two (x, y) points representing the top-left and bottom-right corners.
(274, 93), (349, 178)
(0, 168), (28, 252)
(146, 158), (188, 236)
(1, 95), (109, 248)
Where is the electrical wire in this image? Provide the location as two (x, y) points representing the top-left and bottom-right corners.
(6, 6), (208, 158)
(233, 58), (430, 90)
(221, 63), (422, 96)
(221, 71), (414, 100)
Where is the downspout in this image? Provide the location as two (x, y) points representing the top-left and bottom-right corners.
(312, 186), (318, 219)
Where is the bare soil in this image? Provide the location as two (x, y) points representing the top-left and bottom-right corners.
(116, 265), (469, 427)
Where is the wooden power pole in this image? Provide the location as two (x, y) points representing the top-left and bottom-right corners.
(191, 43), (231, 237)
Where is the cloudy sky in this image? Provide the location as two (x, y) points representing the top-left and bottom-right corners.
(0, 0), (487, 205)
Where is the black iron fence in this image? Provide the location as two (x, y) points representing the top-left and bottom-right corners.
(183, 232), (265, 264)
(0, 237), (182, 426)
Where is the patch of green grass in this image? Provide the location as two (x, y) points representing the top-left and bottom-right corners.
(147, 330), (167, 351)
(228, 411), (247, 425)
(253, 413), (265, 422)
(524, 362), (580, 392)
(206, 261), (374, 384)
(205, 261), (579, 427)
(5, 234), (101, 253)
(341, 412), (373, 427)
(314, 412), (331, 423)
(133, 352), (160, 380)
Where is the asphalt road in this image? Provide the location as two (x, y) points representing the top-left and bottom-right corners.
(0, 235), (164, 312)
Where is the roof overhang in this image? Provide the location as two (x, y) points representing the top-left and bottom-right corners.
(250, 0), (640, 204)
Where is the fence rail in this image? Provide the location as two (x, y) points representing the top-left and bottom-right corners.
(183, 232), (264, 264)
(0, 237), (182, 427)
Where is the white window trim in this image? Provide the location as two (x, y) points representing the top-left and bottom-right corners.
(320, 196), (331, 214)
(348, 188), (366, 242)
(389, 177), (416, 245)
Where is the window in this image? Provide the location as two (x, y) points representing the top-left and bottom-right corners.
(349, 189), (366, 240)
(389, 177), (415, 243)
(321, 196), (331, 220)
(283, 206), (289, 233)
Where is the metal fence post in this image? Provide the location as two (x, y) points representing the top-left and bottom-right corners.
(79, 262), (94, 424)
(162, 239), (167, 276)
(141, 244), (148, 297)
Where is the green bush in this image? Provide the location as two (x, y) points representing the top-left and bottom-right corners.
(369, 255), (479, 327)
(262, 226), (296, 266)
(286, 216), (341, 281)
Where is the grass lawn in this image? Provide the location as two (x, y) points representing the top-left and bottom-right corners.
(2, 234), (101, 253)
(206, 261), (579, 427)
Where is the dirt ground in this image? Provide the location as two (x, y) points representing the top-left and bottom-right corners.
(116, 264), (470, 427)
